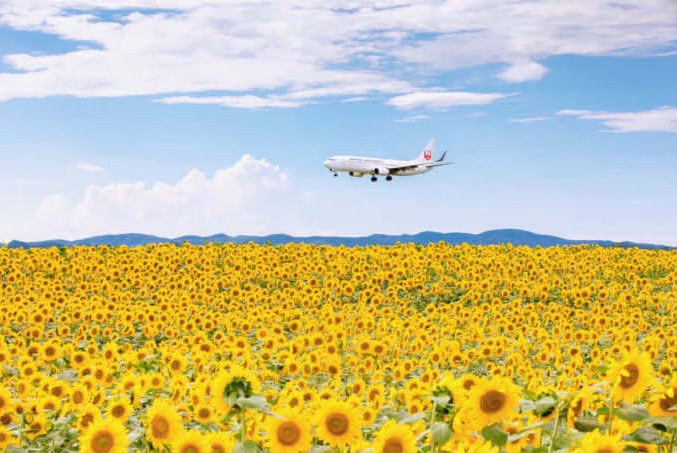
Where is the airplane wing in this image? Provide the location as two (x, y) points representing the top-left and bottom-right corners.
(383, 150), (453, 172)
(385, 161), (452, 171)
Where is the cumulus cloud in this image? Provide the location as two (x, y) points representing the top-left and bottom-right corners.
(33, 154), (307, 240)
(0, 1), (675, 107)
(498, 60), (549, 82)
(387, 91), (512, 110)
(392, 1), (677, 73)
(556, 106), (677, 132)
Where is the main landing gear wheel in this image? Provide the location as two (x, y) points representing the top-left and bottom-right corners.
(386, 175), (392, 181)
(371, 176), (377, 182)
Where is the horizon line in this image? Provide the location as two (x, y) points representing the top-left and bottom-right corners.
(3, 228), (675, 249)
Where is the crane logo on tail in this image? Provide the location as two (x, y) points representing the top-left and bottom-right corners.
(423, 149), (432, 160)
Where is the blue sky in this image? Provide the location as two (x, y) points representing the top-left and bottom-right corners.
(1, 1), (677, 245)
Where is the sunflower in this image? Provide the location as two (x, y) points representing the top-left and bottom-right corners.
(451, 405), (476, 442)
(264, 407), (312, 453)
(211, 363), (262, 414)
(454, 438), (501, 453)
(366, 383), (386, 409)
(171, 429), (209, 453)
(0, 388), (12, 413)
(167, 354), (188, 376)
(106, 397), (132, 422)
(0, 411), (16, 427)
(0, 425), (16, 449)
(313, 399), (362, 449)
(77, 403), (102, 432)
(575, 429), (625, 453)
(529, 387), (560, 424)
(371, 419), (417, 453)
(627, 442), (659, 453)
(465, 376), (521, 427)
(144, 397), (184, 449)
(193, 402), (217, 424)
(648, 376), (677, 417)
(79, 417), (129, 453)
(497, 411), (541, 452)
(609, 348), (654, 403)
(361, 406), (376, 426)
(204, 431), (236, 453)
(454, 373), (482, 406)
(567, 387), (595, 428)
(432, 372), (459, 415)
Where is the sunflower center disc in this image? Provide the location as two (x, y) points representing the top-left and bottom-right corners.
(327, 413), (349, 435)
(278, 421), (301, 445)
(92, 432), (113, 453)
(383, 438), (404, 453)
(620, 363), (640, 388)
(480, 390), (506, 414)
(152, 417), (170, 437)
(659, 389), (677, 411)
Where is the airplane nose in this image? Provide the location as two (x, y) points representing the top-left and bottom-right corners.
(323, 159), (331, 167)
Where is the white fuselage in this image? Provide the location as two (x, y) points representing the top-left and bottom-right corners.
(322, 156), (431, 177)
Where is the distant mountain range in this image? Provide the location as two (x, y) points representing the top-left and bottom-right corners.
(4, 229), (675, 250)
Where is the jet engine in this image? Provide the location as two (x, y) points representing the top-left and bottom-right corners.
(372, 167), (390, 175)
(348, 171), (364, 177)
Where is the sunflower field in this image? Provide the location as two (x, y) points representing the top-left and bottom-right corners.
(1, 241), (676, 453)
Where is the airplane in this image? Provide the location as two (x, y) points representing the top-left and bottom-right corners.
(322, 138), (452, 182)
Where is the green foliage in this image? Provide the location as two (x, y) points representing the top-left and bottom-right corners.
(481, 423), (508, 447)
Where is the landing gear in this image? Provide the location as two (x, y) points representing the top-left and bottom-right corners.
(386, 175), (392, 181)
(371, 176), (377, 182)
(333, 172), (338, 177)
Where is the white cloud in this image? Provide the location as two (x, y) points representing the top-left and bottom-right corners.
(282, 79), (414, 101)
(74, 161), (105, 172)
(391, 1), (677, 73)
(341, 97), (369, 103)
(556, 106), (677, 133)
(511, 115), (549, 123)
(0, 1), (675, 107)
(387, 91), (512, 110)
(498, 60), (549, 82)
(395, 114), (429, 123)
(156, 78), (414, 109)
(157, 95), (305, 109)
(31, 154), (309, 240)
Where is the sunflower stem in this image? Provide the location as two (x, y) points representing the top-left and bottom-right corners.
(240, 409), (246, 442)
(547, 402), (562, 453)
(668, 429), (676, 453)
(430, 400), (437, 453)
(606, 397), (615, 434)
